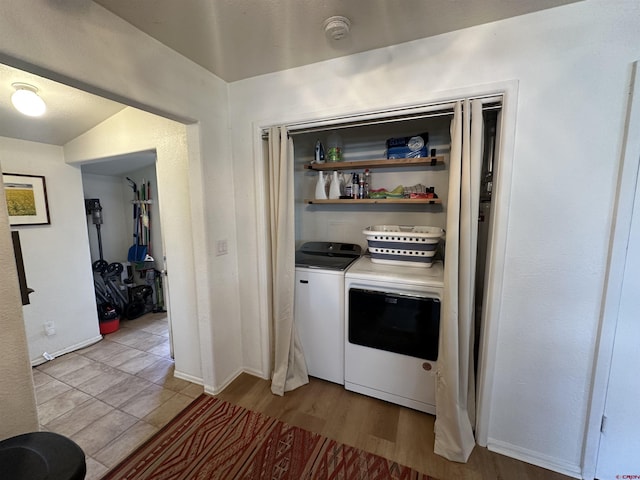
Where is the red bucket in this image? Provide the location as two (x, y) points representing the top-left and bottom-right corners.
(99, 317), (120, 335)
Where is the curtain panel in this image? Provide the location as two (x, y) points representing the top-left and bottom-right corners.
(434, 99), (483, 462)
(267, 126), (309, 396)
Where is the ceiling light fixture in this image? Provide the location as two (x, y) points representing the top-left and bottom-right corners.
(11, 83), (46, 117)
(324, 16), (351, 41)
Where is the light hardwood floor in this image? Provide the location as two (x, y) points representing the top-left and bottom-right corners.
(34, 314), (573, 480)
(217, 373), (575, 480)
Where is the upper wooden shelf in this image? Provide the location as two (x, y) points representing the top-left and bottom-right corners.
(305, 198), (442, 205)
(304, 156), (444, 171)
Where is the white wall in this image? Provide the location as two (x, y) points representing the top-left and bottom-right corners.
(228, 1), (640, 476)
(0, 137), (101, 364)
(0, 0), (241, 393)
(82, 173), (131, 264)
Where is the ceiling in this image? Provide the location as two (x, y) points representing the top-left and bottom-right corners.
(0, 63), (126, 146)
(1, 0), (579, 150)
(81, 151), (157, 177)
(93, 0), (579, 83)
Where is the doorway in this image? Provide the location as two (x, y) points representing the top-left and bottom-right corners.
(584, 61), (640, 479)
(1, 47), (207, 405)
(257, 84), (519, 450)
(81, 151), (173, 357)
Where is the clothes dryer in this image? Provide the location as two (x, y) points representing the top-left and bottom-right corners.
(344, 255), (444, 414)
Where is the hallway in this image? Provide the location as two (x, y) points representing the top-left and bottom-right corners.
(33, 313), (203, 479)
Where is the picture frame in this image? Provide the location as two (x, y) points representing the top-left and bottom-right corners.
(3, 173), (51, 226)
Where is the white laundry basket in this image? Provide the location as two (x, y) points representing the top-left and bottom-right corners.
(363, 225), (444, 268)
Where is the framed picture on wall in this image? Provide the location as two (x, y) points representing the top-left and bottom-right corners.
(2, 173), (51, 226)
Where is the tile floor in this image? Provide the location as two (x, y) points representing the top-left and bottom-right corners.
(32, 312), (203, 480)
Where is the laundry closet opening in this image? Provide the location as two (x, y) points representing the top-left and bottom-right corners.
(263, 95), (504, 423)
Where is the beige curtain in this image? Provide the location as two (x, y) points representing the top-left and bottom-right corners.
(268, 126), (309, 396)
(434, 99), (483, 462)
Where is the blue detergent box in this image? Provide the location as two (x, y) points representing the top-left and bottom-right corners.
(386, 132), (429, 159)
(387, 146), (428, 159)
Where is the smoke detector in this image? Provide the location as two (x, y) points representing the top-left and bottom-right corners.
(323, 16), (351, 41)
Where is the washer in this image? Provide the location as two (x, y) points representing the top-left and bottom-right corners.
(344, 255), (444, 414)
(294, 242), (361, 384)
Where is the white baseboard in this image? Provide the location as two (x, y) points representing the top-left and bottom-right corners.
(242, 366), (270, 380)
(202, 368), (271, 396)
(30, 335), (103, 366)
(487, 438), (582, 479)
(173, 369), (204, 386)
(203, 368), (243, 395)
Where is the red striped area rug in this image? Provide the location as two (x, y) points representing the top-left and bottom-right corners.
(102, 393), (437, 480)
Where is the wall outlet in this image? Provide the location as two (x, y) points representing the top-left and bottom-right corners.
(44, 321), (56, 336)
(216, 239), (228, 256)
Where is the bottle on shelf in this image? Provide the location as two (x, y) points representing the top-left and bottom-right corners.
(344, 173), (352, 198)
(315, 171), (328, 200)
(314, 140), (325, 164)
(351, 173), (359, 199)
(363, 169), (371, 199)
(329, 170), (342, 199)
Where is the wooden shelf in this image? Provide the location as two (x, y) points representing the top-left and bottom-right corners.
(304, 156), (443, 171)
(305, 198), (441, 205)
